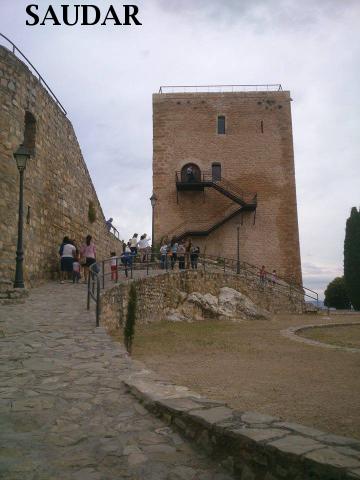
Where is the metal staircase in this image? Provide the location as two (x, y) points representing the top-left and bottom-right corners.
(172, 172), (257, 241)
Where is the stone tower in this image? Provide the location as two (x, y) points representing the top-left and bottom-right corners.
(152, 86), (302, 284)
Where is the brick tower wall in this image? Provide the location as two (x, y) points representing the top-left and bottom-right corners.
(152, 91), (302, 284)
(0, 46), (122, 285)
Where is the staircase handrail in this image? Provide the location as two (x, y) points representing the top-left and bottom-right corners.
(166, 203), (241, 239)
(0, 32), (67, 116)
(175, 171), (257, 201)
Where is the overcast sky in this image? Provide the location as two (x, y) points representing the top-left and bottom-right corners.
(1, 0), (359, 299)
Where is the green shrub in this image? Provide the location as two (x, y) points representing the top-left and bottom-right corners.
(124, 283), (137, 354)
(324, 277), (351, 310)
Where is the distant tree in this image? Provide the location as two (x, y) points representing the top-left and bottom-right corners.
(344, 207), (360, 310)
(324, 277), (351, 310)
(124, 283), (137, 355)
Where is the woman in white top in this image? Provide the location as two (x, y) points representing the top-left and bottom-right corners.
(138, 233), (151, 262)
(59, 236), (76, 284)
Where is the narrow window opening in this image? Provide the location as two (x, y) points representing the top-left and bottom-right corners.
(212, 163), (221, 181)
(217, 115), (225, 135)
(24, 111), (36, 155)
(261, 120), (264, 133)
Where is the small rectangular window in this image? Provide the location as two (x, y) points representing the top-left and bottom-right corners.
(217, 116), (225, 134)
(212, 163), (221, 181)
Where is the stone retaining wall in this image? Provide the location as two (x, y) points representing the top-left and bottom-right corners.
(0, 46), (122, 286)
(124, 368), (360, 480)
(100, 270), (304, 333)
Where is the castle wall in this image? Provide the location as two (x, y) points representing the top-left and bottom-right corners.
(152, 91), (302, 285)
(0, 46), (122, 285)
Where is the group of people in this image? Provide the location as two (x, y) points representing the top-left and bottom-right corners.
(59, 235), (96, 284)
(259, 265), (277, 285)
(58, 231), (202, 284)
(159, 238), (200, 270)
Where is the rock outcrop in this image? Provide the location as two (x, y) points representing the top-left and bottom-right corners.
(166, 287), (270, 322)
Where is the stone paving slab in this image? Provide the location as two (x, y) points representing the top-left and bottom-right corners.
(0, 282), (233, 480)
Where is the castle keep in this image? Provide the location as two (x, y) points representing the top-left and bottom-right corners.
(152, 87), (302, 284)
(0, 44), (121, 285)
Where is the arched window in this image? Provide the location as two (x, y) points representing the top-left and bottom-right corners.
(180, 163), (201, 182)
(23, 111), (36, 154)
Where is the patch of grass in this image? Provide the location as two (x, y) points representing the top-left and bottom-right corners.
(129, 320), (250, 356)
(299, 324), (360, 349)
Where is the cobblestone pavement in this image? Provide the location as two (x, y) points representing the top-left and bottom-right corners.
(0, 282), (233, 480)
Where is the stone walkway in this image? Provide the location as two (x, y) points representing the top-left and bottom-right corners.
(0, 282), (233, 480)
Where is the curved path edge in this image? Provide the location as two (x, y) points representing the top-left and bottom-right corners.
(280, 322), (360, 353)
(123, 364), (360, 480)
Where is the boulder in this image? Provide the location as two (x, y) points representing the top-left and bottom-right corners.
(171, 287), (270, 322)
(218, 287), (270, 320)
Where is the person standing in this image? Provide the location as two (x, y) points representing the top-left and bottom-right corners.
(160, 243), (167, 269)
(80, 235), (96, 283)
(169, 238), (178, 270)
(190, 245), (200, 269)
(110, 251), (118, 281)
(59, 236), (76, 284)
(185, 238), (192, 269)
(259, 265), (266, 284)
(130, 233), (138, 255)
(72, 255), (81, 283)
(177, 241), (186, 270)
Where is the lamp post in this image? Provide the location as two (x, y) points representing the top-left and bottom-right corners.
(236, 224), (240, 274)
(150, 193), (157, 262)
(13, 144), (31, 288)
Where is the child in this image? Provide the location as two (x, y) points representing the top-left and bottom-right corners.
(110, 251), (118, 281)
(160, 243), (167, 269)
(72, 255), (81, 283)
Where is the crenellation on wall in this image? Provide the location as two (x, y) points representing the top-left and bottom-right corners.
(0, 46), (122, 285)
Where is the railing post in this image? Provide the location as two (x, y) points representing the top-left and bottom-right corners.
(131, 261), (133, 279)
(87, 271), (90, 310)
(146, 254), (149, 276)
(96, 275), (100, 327)
(102, 260), (105, 289)
(116, 257), (118, 283)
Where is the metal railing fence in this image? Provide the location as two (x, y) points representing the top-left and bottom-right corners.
(0, 32), (67, 116)
(87, 252), (318, 326)
(159, 84), (283, 94)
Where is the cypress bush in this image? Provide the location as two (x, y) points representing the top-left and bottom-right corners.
(124, 283), (137, 354)
(344, 207), (360, 310)
(324, 277), (350, 310)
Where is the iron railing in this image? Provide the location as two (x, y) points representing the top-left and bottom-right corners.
(86, 252), (318, 326)
(159, 84), (283, 94)
(0, 32), (67, 116)
(175, 171), (257, 203)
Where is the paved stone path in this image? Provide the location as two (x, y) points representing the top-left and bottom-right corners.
(0, 282), (233, 480)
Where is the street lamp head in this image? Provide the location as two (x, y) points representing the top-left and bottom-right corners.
(150, 193), (157, 208)
(13, 144), (31, 171)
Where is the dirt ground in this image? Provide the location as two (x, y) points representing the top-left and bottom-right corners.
(120, 313), (360, 440)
